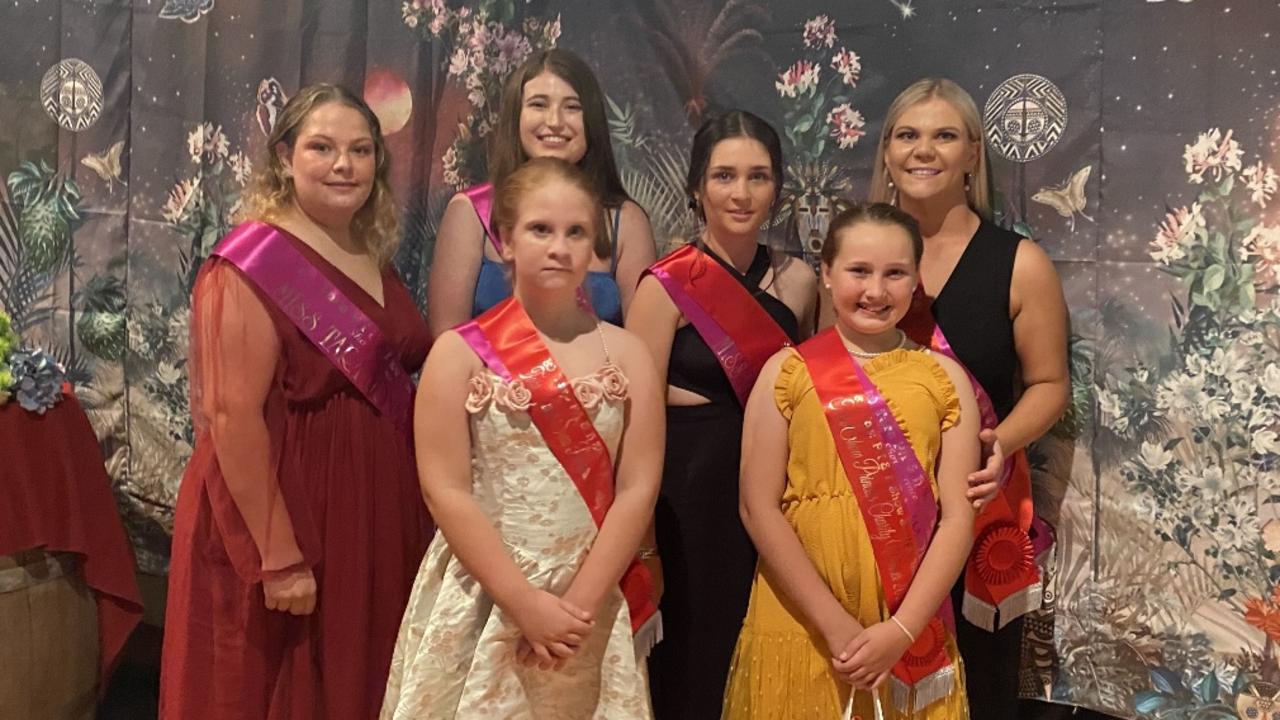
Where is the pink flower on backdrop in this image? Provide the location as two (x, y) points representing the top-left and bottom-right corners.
(1242, 162), (1278, 208)
(776, 60), (819, 99)
(1183, 128), (1243, 184)
(1149, 202), (1205, 264)
(827, 103), (866, 149)
(803, 15), (837, 49)
(831, 47), (861, 87)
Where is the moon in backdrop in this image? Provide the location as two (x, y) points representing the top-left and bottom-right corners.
(364, 68), (413, 136)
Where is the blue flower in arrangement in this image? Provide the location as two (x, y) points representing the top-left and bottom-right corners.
(9, 349), (66, 414)
(5, 348), (66, 415)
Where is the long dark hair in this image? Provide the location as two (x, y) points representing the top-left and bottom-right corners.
(685, 110), (787, 290)
(685, 109), (785, 216)
(489, 49), (629, 210)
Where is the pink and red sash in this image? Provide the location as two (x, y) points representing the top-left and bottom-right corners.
(644, 245), (792, 405)
(212, 221), (415, 433)
(462, 183), (501, 254)
(456, 298), (659, 646)
(900, 286), (1048, 632)
(798, 329), (957, 713)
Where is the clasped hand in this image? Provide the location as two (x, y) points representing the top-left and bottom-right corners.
(827, 617), (913, 690)
(263, 567), (317, 615)
(510, 587), (594, 671)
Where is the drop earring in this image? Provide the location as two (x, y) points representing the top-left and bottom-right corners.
(964, 173), (971, 192)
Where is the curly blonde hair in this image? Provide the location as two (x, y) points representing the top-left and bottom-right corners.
(869, 78), (992, 220)
(239, 83), (401, 266)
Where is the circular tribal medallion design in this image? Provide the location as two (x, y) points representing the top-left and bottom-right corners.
(983, 73), (1067, 163)
(41, 59), (103, 132)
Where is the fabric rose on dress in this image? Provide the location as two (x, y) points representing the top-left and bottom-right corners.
(465, 374), (494, 413)
(504, 380), (533, 412)
(573, 378), (604, 410)
(598, 364), (629, 401)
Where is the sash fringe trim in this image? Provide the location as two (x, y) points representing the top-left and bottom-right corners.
(962, 583), (1044, 631)
(891, 665), (956, 714)
(633, 610), (663, 661)
(962, 593), (998, 631)
(996, 582), (1044, 629)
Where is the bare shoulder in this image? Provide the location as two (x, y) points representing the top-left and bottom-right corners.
(1013, 238), (1061, 285)
(631, 272), (678, 313)
(775, 251), (818, 291)
(618, 199), (652, 229)
(761, 345), (800, 378)
(600, 323), (653, 364)
(440, 192), (484, 232)
(424, 328), (483, 378)
(599, 322), (659, 379)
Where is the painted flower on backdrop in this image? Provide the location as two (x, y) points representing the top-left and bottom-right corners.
(1263, 363), (1280, 399)
(1137, 440), (1174, 472)
(1242, 162), (1278, 207)
(227, 152), (252, 186)
(1244, 584), (1280, 643)
(1240, 224), (1280, 286)
(1149, 202), (1206, 264)
(802, 14), (837, 49)
(161, 176), (201, 224)
(776, 60), (820, 99)
(827, 103), (866, 149)
(831, 48), (861, 86)
(1183, 127), (1243, 184)
(1097, 387), (1130, 433)
(186, 122), (229, 165)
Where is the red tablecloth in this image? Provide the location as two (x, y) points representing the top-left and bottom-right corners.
(0, 386), (143, 694)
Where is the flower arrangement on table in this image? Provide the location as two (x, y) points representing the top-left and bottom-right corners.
(0, 309), (67, 413)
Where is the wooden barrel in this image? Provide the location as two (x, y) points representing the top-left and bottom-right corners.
(0, 549), (98, 720)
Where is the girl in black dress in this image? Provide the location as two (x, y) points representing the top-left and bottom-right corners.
(868, 77), (1071, 719)
(627, 111), (817, 719)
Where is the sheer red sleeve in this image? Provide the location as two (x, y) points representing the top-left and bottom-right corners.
(188, 259), (319, 584)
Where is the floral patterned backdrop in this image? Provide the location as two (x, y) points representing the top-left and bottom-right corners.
(1, 0), (1277, 717)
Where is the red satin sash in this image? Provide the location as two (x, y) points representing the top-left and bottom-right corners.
(900, 286), (1045, 631)
(798, 329), (956, 712)
(643, 245), (792, 406)
(456, 298), (657, 636)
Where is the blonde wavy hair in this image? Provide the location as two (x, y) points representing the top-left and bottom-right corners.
(869, 78), (992, 220)
(239, 83), (401, 266)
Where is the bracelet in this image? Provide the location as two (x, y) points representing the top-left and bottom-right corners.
(889, 615), (916, 644)
(636, 546), (659, 561)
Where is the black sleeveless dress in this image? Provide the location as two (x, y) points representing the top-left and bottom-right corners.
(931, 219), (1024, 719)
(648, 245), (800, 720)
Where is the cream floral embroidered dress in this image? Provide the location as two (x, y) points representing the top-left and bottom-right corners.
(380, 358), (653, 719)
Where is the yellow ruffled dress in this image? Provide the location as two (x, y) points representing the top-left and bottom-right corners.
(721, 349), (969, 720)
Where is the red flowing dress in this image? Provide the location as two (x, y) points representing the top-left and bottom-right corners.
(160, 230), (431, 720)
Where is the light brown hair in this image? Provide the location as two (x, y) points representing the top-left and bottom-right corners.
(821, 202), (924, 267)
(239, 83), (401, 266)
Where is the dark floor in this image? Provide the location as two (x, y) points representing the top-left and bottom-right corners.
(96, 625), (1121, 719)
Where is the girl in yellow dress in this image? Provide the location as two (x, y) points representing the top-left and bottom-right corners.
(722, 203), (980, 719)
